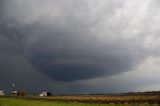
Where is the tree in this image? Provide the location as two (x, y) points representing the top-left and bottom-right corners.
(17, 90), (27, 96)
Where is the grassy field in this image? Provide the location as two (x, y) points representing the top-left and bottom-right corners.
(4, 92), (159, 104)
(0, 97), (159, 106)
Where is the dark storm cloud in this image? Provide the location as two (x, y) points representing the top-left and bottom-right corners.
(0, 0), (160, 88)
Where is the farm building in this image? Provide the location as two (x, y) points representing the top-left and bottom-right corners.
(40, 91), (52, 97)
(0, 91), (5, 96)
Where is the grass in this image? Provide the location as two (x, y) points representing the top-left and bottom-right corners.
(0, 97), (159, 106)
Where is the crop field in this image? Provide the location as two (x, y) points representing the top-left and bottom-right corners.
(0, 97), (159, 106)
(1, 92), (160, 106)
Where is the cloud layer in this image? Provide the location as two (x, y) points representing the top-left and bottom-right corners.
(0, 0), (160, 92)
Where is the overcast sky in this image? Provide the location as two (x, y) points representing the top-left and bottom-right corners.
(0, 0), (160, 93)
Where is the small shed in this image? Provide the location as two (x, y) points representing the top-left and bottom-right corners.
(39, 94), (43, 97)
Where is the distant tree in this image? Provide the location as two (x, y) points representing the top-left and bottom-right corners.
(17, 90), (27, 96)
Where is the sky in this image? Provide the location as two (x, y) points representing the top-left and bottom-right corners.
(0, 0), (160, 94)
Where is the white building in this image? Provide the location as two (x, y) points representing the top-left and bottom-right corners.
(11, 90), (18, 96)
(42, 92), (48, 96)
(0, 91), (5, 96)
(39, 91), (51, 97)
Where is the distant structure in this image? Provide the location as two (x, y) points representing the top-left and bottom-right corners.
(39, 91), (52, 97)
(0, 91), (5, 96)
(39, 93), (43, 97)
(12, 83), (16, 91)
(11, 90), (18, 96)
(11, 83), (17, 96)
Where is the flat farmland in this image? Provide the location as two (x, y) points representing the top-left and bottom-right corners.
(1, 92), (160, 105)
(0, 97), (159, 106)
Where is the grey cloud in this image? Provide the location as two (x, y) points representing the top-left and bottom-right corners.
(0, 0), (160, 92)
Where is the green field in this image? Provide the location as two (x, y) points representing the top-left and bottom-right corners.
(0, 97), (158, 106)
